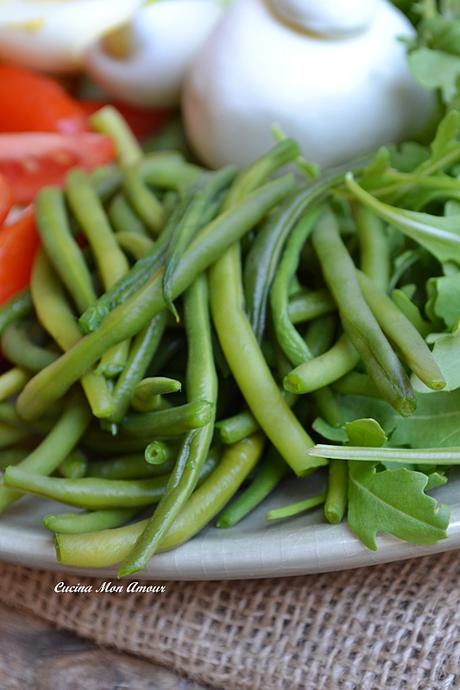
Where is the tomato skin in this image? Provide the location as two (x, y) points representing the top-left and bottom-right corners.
(0, 208), (40, 303)
(0, 175), (12, 227)
(80, 100), (170, 140)
(0, 64), (86, 135)
(0, 133), (115, 205)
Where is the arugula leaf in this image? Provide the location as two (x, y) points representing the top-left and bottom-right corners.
(348, 461), (450, 549)
(336, 389), (460, 447)
(345, 418), (387, 447)
(429, 273), (460, 328)
(346, 173), (460, 265)
(312, 417), (347, 442)
(430, 330), (460, 390)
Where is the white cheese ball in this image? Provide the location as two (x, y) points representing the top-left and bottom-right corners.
(183, 0), (435, 169)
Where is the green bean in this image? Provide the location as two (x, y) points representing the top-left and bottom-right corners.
(107, 312), (167, 424)
(44, 508), (141, 534)
(82, 430), (155, 454)
(118, 274), (217, 575)
(109, 193), (148, 236)
(215, 410), (260, 445)
(0, 367), (30, 401)
(357, 270), (445, 390)
(1, 322), (58, 372)
(303, 314), (342, 426)
(121, 400), (213, 438)
(87, 452), (174, 480)
(217, 450), (289, 528)
(0, 449), (29, 469)
(311, 209), (415, 415)
(18, 173), (295, 421)
(132, 377), (181, 412)
(90, 105), (142, 166)
(31, 250), (115, 418)
(139, 154), (204, 191)
(391, 289), (432, 338)
(288, 289), (336, 324)
(354, 204), (389, 291)
(123, 166), (164, 234)
(35, 187), (96, 313)
(270, 209), (321, 365)
(210, 244), (326, 476)
(57, 450), (88, 479)
(0, 402), (24, 426)
(147, 335), (183, 376)
(324, 459), (347, 524)
(66, 168), (132, 377)
(0, 289), (33, 336)
(4, 468), (169, 509)
(90, 164), (122, 202)
(266, 492), (326, 521)
(332, 371), (380, 398)
(284, 334), (360, 393)
(66, 169), (130, 291)
(0, 390), (91, 512)
(116, 232), (155, 259)
(55, 434), (265, 568)
(144, 440), (178, 465)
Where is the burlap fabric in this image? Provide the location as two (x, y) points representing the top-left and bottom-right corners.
(0, 551), (459, 690)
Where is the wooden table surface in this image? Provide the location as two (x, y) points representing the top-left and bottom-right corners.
(0, 602), (212, 690)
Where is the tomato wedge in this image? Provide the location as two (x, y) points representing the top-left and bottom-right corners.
(0, 133), (116, 204)
(0, 64), (86, 135)
(80, 100), (170, 140)
(0, 175), (12, 227)
(0, 208), (40, 303)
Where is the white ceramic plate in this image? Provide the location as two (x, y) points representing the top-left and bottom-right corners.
(0, 471), (459, 580)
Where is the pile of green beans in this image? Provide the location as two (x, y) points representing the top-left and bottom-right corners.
(0, 107), (446, 576)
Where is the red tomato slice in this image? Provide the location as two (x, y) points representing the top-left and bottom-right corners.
(0, 208), (40, 303)
(80, 100), (170, 140)
(0, 64), (86, 135)
(0, 175), (12, 227)
(0, 133), (115, 204)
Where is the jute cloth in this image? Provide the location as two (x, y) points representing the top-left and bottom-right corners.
(0, 551), (459, 690)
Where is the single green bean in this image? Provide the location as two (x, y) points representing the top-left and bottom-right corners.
(354, 204), (389, 291)
(1, 322), (57, 372)
(139, 154), (206, 191)
(90, 164), (122, 202)
(132, 377), (181, 412)
(0, 290), (33, 336)
(44, 508), (141, 534)
(270, 208), (321, 365)
(87, 452), (174, 480)
(121, 400), (213, 438)
(31, 250), (115, 418)
(4, 468), (169, 509)
(391, 289), (432, 338)
(0, 367), (30, 401)
(303, 315), (342, 426)
(215, 410), (260, 445)
(107, 312), (166, 423)
(284, 334), (360, 393)
(0, 423), (32, 449)
(123, 166), (164, 234)
(18, 174), (295, 420)
(118, 274), (218, 575)
(90, 105), (142, 166)
(311, 209), (415, 415)
(357, 270), (445, 390)
(217, 450), (289, 528)
(116, 232), (154, 259)
(0, 390), (91, 511)
(324, 459), (348, 524)
(109, 193), (148, 236)
(210, 244), (325, 476)
(266, 493), (326, 521)
(288, 289), (336, 324)
(35, 187), (96, 313)
(56, 434), (265, 568)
